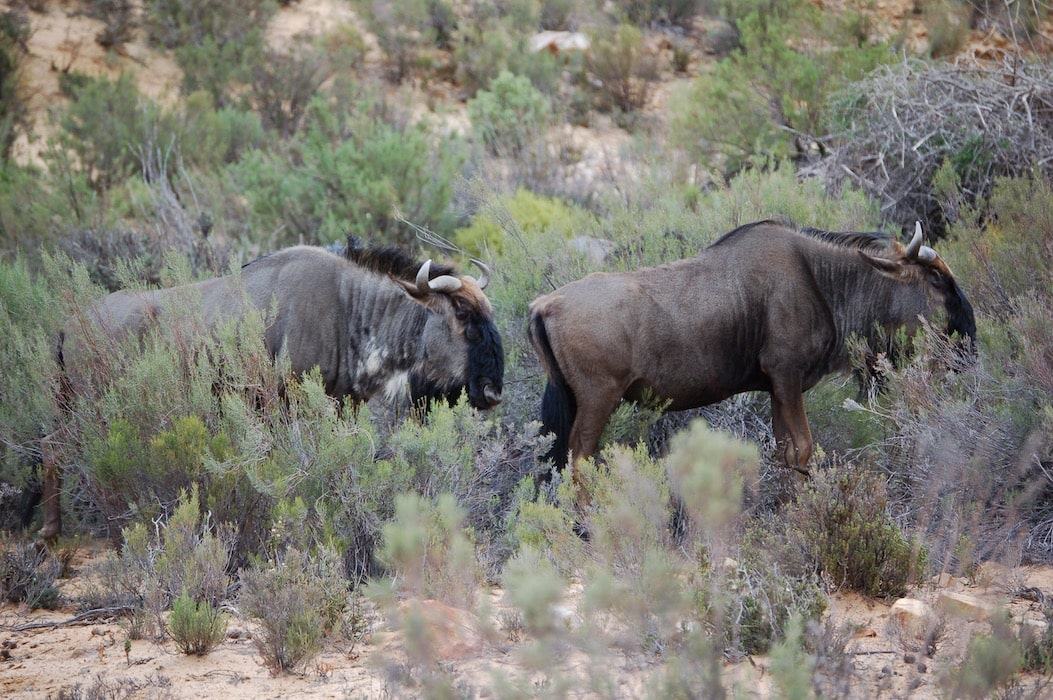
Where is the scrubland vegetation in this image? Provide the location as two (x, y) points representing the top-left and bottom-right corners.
(1, 0), (1053, 695)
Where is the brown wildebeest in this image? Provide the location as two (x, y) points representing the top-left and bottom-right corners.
(38, 241), (505, 541)
(528, 219), (975, 484)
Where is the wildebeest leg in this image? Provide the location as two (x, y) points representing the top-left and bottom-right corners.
(566, 384), (624, 497)
(38, 431), (62, 543)
(769, 389), (813, 479)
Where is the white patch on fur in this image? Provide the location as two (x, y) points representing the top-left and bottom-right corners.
(363, 345), (387, 375)
(383, 371), (411, 403)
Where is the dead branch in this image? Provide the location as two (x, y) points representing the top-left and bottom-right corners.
(826, 58), (1053, 238)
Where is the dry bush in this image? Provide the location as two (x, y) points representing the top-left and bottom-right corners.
(86, 0), (137, 50)
(828, 59), (1053, 237)
(586, 24), (658, 117)
(0, 538), (62, 610)
(239, 547), (347, 675)
(850, 328), (1051, 567)
(58, 145), (230, 291)
(248, 42), (335, 138)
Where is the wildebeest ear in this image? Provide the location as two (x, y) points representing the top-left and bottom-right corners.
(859, 249), (902, 274)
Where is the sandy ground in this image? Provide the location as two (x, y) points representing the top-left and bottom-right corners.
(2, 544), (1053, 698)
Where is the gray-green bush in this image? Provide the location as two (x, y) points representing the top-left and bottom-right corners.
(238, 546), (347, 674)
(230, 93), (468, 247)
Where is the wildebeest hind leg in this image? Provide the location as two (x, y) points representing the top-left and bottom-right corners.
(567, 387), (623, 497)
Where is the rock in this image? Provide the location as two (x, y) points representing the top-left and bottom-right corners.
(399, 599), (486, 661)
(552, 603), (583, 632)
(890, 598), (937, 640)
(530, 31), (590, 56)
(568, 236), (614, 265)
(938, 590), (996, 620)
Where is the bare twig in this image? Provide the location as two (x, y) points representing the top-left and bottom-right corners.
(827, 59), (1053, 236)
(2, 605), (135, 632)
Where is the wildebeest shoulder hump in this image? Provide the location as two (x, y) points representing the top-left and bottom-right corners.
(708, 219), (893, 254)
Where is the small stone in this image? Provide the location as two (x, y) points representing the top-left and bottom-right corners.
(890, 598), (937, 640)
(917, 662), (928, 673)
(903, 652), (916, 664)
(939, 590), (995, 620)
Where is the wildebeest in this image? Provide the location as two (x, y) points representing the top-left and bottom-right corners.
(37, 241), (504, 541)
(528, 219), (975, 485)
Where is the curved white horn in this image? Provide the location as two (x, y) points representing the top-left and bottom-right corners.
(918, 245), (937, 262)
(427, 275), (463, 293)
(415, 259), (433, 294)
(470, 259), (492, 290)
(905, 221), (924, 260)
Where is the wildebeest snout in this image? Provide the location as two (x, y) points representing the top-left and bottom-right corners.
(472, 378), (502, 408)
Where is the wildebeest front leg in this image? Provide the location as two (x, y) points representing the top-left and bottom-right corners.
(38, 431), (63, 543)
(769, 389), (813, 478)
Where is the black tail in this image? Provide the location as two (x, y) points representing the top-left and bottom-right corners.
(529, 311), (576, 469)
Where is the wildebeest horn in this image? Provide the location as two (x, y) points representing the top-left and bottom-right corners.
(905, 222), (924, 260)
(415, 259), (463, 294)
(906, 222), (938, 263)
(469, 259), (492, 290)
(416, 259), (434, 293)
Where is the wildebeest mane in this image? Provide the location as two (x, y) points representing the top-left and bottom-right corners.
(341, 235), (457, 281)
(246, 236), (458, 282)
(709, 219), (893, 253)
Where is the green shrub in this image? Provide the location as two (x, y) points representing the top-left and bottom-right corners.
(355, 0), (450, 84)
(578, 445), (695, 655)
(501, 545), (568, 640)
(939, 175), (1053, 322)
(467, 70), (552, 158)
(84, 487), (232, 640)
(454, 187), (593, 256)
(143, 0), (276, 106)
(231, 95), (468, 247)
(377, 492), (480, 609)
(613, 0), (701, 26)
(453, 18), (563, 100)
(168, 588), (227, 655)
(923, 1), (972, 58)
(586, 24), (657, 116)
(785, 463), (925, 598)
(0, 259), (64, 499)
(48, 73), (164, 194)
(674, 0), (891, 177)
(0, 9), (30, 160)
(669, 63), (788, 178)
(238, 547), (346, 674)
(86, 0), (138, 50)
(248, 41), (335, 138)
(721, 549), (827, 656)
(941, 611), (1023, 699)
(176, 92), (266, 171)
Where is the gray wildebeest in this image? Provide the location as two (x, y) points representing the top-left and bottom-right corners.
(37, 241), (504, 541)
(528, 219), (975, 490)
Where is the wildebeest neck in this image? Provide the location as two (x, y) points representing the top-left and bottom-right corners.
(800, 236), (933, 372)
(337, 272), (433, 402)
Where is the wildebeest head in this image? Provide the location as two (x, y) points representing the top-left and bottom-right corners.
(343, 240), (504, 410)
(858, 222), (976, 357)
(408, 258), (504, 409)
